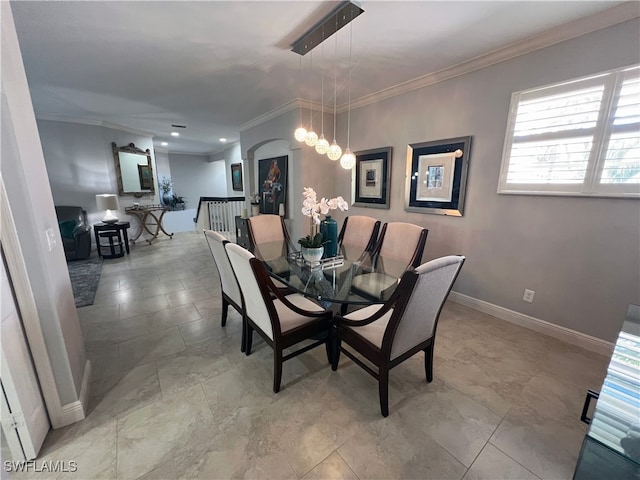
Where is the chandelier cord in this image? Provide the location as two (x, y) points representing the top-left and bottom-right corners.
(299, 55), (303, 126)
(309, 50), (313, 131)
(332, 19), (338, 142)
(346, 17), (353, 149)
(320, 27), (325, 135)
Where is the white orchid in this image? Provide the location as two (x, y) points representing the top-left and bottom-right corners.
(300, 187), (348, 227)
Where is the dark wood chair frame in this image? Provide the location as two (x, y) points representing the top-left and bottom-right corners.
(243, 257), (334, 393)
(331, 257), (464, 417)
(337, 216), (382, 257)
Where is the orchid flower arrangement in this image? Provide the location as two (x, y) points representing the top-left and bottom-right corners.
(298, 187), (348, 248)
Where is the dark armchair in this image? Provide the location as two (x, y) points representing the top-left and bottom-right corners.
(55, 206), (91, 261)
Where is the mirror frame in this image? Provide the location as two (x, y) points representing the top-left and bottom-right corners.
(112, 142), (155, 198)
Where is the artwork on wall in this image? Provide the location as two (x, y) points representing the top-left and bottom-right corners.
(405, 136), (471, 216)
(258, 155), (288, 215)
(231, 163), (243, 191)
(352, 147), (392, 209)
(137, 164), (152, 190)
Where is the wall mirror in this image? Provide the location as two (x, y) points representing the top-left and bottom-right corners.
(112, 142), (155, 197)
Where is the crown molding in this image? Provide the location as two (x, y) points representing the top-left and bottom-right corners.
(348, 2), (640, 111)
(35, 114), (155, 137)
(240, 98), (322, 132)
(153, 146), (169, 154)
(165, 150), (213, 157)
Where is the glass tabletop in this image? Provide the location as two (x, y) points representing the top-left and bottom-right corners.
(253, 240), (404, 306)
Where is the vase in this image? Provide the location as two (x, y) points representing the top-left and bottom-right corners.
(251, 204), (260, 216)
(301, 246), (324, 263)
(162, 192), (172, 206)
(320, 215), (338, 258)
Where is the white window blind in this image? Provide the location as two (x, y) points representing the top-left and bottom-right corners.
(498, 65), (640, 197)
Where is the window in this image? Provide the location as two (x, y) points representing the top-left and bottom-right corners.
(498, 65), (640, 197)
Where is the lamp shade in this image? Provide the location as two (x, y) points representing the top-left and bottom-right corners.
(96, 194), (120, 223)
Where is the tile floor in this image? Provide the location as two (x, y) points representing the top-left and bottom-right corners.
(8, 232), (610, 479)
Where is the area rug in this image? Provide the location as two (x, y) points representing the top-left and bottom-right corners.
(67, 257), (103, 307)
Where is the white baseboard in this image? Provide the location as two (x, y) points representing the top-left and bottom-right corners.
(55, 360), (91, 428)
(448, 291), (614, 357)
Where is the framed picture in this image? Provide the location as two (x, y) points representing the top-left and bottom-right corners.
(352, 147), (392, 209)
(137, 164), (152, 190)
(405, 136), (471, 216)
(231, 163), (243, 191)
(258, 155), (287, 215)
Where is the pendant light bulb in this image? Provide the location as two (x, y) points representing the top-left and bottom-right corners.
(327, 141), (342, 161)
(294, 127), (308, 142)
(304, 130), (318, 147)
(315, 134), (329, 154)
(340, 148), (355, 169)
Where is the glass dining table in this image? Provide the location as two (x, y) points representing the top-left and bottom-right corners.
(253, 240), (405, 308)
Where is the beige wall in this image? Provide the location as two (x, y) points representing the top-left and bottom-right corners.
(243, 19), (640, 343)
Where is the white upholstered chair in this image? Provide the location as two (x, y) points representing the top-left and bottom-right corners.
(204, 230), (247, 350)
(351, 222), (428, 301)
(225, 243), (333, 393)
(332, 255), (465, 417)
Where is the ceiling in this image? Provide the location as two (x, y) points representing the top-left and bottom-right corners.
(11, 1), (632, 155)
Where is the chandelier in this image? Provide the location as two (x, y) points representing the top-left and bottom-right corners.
(291, 1), (363, 167)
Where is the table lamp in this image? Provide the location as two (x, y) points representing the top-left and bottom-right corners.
(96, 194), (120, 224)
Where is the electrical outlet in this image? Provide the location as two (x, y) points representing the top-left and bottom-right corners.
(45, 228), (57, 252)
(523, 289), (535, 303)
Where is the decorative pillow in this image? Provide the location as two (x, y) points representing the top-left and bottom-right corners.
(58, 220), (77, 239)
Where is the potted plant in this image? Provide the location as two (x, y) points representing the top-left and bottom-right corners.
(160, 177), (173, 206)
(250, 191), (261, 216)
(169, 194), (186, 210)
(298, 232), (326, 263)
(299, 187), (348, 262)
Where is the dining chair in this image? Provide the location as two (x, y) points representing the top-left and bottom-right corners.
(247, 214), (291, 276)
(332, 255), (465, 417)
(204, 230), (247, 351)
(337, 215), (381, 261)
(351, 222), (428, 301)
(225, 243), (333, 393)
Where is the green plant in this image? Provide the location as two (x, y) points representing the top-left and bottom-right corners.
(297, 232), (326, 248)
(160, 177), (173, 194)
(169, 194), (185, 209)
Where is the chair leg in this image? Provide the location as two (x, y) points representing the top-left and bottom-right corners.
(324, 331), (332, 364)
(240, 314), (246, 353)
(424, 344), (434, 383)
(330, 325), (341, 371)
(273, 348), (283, 393)
(379, 366), (389, 417)
(221, 298), (229, 327)
(245, 325), (253, 356)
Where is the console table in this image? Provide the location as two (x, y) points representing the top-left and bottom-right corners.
(125, 205), (173, 245)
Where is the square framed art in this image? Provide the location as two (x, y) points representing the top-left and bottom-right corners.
(405, 136), (471, 216)
(352, 147), (392, 209)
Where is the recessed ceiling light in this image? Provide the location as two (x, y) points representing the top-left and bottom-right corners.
(170, 132), (180, 137)
(161, 141), (168, 146)
(219, 138), (227, 143)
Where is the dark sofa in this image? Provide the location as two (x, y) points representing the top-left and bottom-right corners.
(55, 206), (92, 261)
